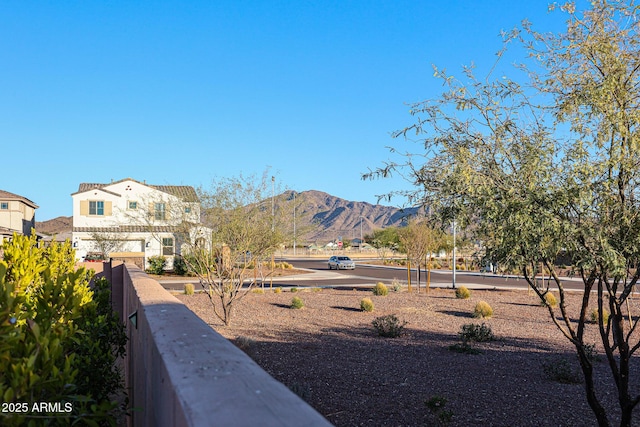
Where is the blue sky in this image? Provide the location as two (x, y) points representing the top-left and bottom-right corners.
(0, 1), (569, 220)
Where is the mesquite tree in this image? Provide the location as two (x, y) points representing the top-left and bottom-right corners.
(183, 172), (287, 326)
(365, 2), (640, 425)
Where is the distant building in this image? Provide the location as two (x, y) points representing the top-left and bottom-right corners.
(0, 189), (38, 239)
(71, 178), (209, 269)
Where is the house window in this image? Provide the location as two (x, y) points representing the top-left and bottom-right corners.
(0, 202), (8, 210)
(128, 201), (138, 210)
(162, 237), (174, 255)
(184, 206), (191, 214)
(154, 203), (166, 220)
(89, 201), (104, 216)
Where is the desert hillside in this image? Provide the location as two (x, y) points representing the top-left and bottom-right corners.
(35, 190), (419, 243)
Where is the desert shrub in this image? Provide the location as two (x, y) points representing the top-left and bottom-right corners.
(252, 288), (265, 294)
(147, 255), (167, 275)
(543, 359), (582, 384)
(391, 278), (402, 292)
(291, 296), (304, 309)
(360, 297), (375, 312)
(584, 343), (600, 362)
(274, 287), (282, 294)
(372, 314), (407, 338)
(541, 292), (558, 307)
(234, 336), (257, 359)
(455, 286), (471, 299)
(289, 382), (312, 401)
(459, 323), (495, 343)
(425, 395), (454, 426)
(448, 342), (482, 354)
(590, 307), (610, 324)
(473, 301), (493, 318)
(312, 287), (322, 292)
(184, 283), (195, 295)
(372, 282), (389, 296)
(290, 287), (299, 293)
(173, 255), (188, 275)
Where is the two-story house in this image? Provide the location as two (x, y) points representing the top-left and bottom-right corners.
(0, 190), (38, 239)
(71, 178), (208, 268)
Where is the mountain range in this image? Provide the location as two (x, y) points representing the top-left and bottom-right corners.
(36, 190), (419, 243)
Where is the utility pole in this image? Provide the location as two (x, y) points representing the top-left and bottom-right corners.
(293, 191), (296, 256)
(360, 216), (363, 252)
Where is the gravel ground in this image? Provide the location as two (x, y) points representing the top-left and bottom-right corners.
(177, 286), (640, 427)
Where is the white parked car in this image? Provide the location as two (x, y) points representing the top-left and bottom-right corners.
(328, 256), (355, 270)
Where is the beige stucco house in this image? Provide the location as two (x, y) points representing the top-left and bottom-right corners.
(0, 190), (38, 239)
(71, 178), (209, 268)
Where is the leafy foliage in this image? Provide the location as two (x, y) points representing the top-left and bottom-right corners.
(455, 286), (471, 299)
(372, 314), (407, 338)
(372, 282), (389, 296)
(365, 2), (640, 423)
(0, 233), (126, 426)
(182, 172), (289, 326)
(147, 255), (167, 275)
(473, 301), (493, 319)
(360, 297), (374, 312)
(459, 323), (495, 343)
(291, 296), (304, 309)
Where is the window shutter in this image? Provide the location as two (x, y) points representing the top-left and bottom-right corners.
(104, 201), (112, 216)
(80, 200), (88, 216)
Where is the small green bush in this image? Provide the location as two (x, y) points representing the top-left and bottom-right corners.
(543, 359), (582, 384)
(590, 307), (610, 324)
(312, 287), (322, 292)
(274, 287), (282, 294)
(252, 288), (265, 294)
(391, 278), (402, 292)
(234, 336), (257, 359)
(290, 287), (299, 293)
(425, 395), (454, 426)
(459, 323), (495, 343)
(449, 342), (482, 354)
(372, 282), (389, 296)
(455, 286), (471, 299)
(360, 297), (375, 312)
(542, 292), (558, 307)
(173, 255), (188, 275)
(291, 296), (304, 309)
(147, 255), (167, 275)
(184, 283), (195, 295)
(372, 314), (407, 337)
(473, 301), (493, 319)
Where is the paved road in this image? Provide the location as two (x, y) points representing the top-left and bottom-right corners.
(158, 257), (586, 292)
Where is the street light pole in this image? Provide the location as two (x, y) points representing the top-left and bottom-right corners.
(452, 219), (456, 289)
(271, 176), (275, 232)
(360, 216), (363, 252)
(293, 191), (296, 256)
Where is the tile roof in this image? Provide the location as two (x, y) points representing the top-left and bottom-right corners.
(74, 178), (198, 201)
(0, 190), (38, 208)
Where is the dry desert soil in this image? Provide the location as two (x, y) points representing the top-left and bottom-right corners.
(177, 286), (640, 427)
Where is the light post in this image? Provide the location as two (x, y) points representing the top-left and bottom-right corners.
(452, 219), (457, 289)
(359, 216), (364, 252)
(293, 191), (296, 256)
(271, 176), (275, 232)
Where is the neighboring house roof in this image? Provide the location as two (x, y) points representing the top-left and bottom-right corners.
(72, 178), (198, 201)
(0, 190), (39, 209)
